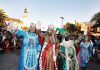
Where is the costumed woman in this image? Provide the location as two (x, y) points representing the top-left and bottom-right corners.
(74, 37), (82, 69)
(7, 23), (41, 70)
(56, 29), (67, 70)
(57, 28), (79, 70)
(80, 35), (93, 70)
(39, 24), (58, 70)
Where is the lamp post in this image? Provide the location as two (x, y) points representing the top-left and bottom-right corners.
(60, 17), (64, 28)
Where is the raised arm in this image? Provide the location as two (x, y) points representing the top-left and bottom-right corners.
(15, 29), (26, 37)
(7, 22), (26, 37)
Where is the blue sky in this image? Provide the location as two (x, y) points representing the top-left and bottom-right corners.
(0, 0), (100, 28)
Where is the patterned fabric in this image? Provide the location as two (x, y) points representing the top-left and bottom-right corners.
(57, 45), (66, 70)
(39, 34), (57, 70)
(41, 36), (55, 70)
(80, 41), (93, 67)
(59, 39), (79, 70)
(16, 30), (41, 70)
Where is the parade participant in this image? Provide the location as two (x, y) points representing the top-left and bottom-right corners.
(37, 28), (44, 47)
(39, 24), (58, 70)
(94, 37), (100, 61)
(57, 29), (67, 70)
(75, 37), (81, 69)
(57, 29), (79, 70)
(95, 37), (100, 50)
(80, 36), (93, 70)
(36, 26), (44, 70)
(65, 37), (79, 70)
(36, 21), (44, 47)
(7, 23), (41, 70)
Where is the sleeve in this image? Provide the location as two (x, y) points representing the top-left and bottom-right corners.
(89, 41), (93, 57)
(36, 34), (41, 59)
(15, 29), (26, 37)
(90, 40), (93, 48)
(36, 34), (39, 44)
(80, 42), (83, 49)
(36, 34), (41, 52)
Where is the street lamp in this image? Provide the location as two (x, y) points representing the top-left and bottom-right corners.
(60, 17), (64, 28)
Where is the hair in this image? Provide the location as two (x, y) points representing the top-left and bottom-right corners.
(28, 27), (37, 33)
(82, 35), (90, 42)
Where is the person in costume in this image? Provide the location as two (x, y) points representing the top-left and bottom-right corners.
(56, 28), (79, 70)
(80, 36), (93, 70)
(95, 37), (100, 61)
(74, 37), (82, 69)
(7, 23), (41, 70)
(36, 26), (44, 70)
(37, 28), (44, 47)
(39, 24), (58, 70)
(56, 28), (67, 70)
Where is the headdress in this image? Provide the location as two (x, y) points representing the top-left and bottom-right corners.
(48, 24), (55, 30)
(30, 23), (36, 28)
(56, 28), (68, 35)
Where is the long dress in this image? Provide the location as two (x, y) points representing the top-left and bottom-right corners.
(57, 45), (66, 70)
(16, 30), (41, 70)
(39, 34), (57, 70)
(80, 41), (93, 68)
(59, 39), (79, 70)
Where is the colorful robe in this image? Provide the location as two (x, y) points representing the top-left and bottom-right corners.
(16, 30), (41, 70)
(80, 41), (93, 68)
(59, 39), (79, 70)
(57, 45), (66, 70)
(38, 32), (44, 47)
(39, 34), (57, 70)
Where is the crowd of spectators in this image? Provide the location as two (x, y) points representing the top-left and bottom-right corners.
(0, 28), (23, 53)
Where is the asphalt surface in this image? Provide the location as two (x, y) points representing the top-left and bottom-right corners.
(0, 50), (100, 70)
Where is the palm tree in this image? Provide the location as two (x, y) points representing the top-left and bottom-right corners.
(0, 9), (8, 27)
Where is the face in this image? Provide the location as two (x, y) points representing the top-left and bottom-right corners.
(37, 29), (41, 34)
(84, 36), (88, 41)
(48, 28), (53, 35)
(29, 26), (36, 32)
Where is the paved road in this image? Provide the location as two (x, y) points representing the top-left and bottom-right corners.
(0, 50), (19, 70)
(87, 59), (100, 70)
(0, 50), (100, 70)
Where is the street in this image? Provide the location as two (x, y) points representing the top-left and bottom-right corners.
(0, 50), (100, 70)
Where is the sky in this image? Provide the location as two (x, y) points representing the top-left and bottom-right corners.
(0, 0), (100, 29)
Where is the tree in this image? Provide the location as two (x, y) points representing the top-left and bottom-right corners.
(0, 9), (8, 27)
(90, 12), (100, 33)
(64, 22), (77, 33)
(90, 12), (100, 27)
(64, 22), (81, 35)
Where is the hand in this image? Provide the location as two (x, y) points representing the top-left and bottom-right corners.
(7, 22), (18, 32)
(7, 23), (13, 31)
